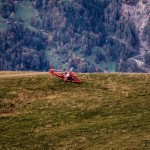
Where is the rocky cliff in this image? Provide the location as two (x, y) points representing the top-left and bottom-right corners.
(121, 0), (150, 72)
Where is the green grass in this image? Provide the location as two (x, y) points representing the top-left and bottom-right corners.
(15, 0), (42, 32)
(0, 15), (6, 30)
(16, 1), (35, 22)
(45, 50), (60, 69)
(0, 22), (5, 30)
(0, 72), (150, 149)
(73, 46), (116, 72)
(0, 0), (39, 32)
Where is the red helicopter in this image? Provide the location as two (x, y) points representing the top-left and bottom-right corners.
(50, 67), (82, 83)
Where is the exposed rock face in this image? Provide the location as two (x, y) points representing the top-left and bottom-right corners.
(121, 0), (150, 72)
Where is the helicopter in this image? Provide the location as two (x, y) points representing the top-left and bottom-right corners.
(49, 67), (82, 83)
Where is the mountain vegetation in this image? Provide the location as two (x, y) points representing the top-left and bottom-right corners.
(0, 0), (149, 72)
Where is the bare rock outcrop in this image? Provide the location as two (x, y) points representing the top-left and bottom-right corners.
(121, 0), (150, 72)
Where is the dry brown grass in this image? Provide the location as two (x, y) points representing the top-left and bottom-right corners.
(0, 72), (150, 149)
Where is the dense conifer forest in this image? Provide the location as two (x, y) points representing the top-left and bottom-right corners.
(0, 0), (149, 72)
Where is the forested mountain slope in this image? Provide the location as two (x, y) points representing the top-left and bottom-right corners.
(0, 0), (149, 72)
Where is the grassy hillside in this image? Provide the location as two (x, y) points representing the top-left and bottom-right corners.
(0, 72), (150, 149)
